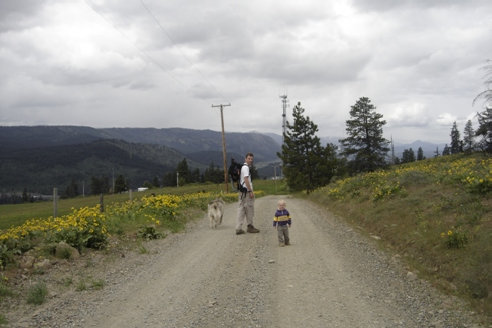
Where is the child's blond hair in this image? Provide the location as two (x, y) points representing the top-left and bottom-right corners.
(277, 199), (286, 207)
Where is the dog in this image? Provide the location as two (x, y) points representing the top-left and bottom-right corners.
(208, 198), (224, 229)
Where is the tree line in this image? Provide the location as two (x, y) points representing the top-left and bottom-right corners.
(10, 61), (491, 201)
(278, 60), (491, 193)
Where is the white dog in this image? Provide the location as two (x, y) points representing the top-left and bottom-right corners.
(208, 198), (224, 229)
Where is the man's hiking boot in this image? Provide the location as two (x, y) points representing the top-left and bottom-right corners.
(236, 229), (245, 235)
(247, 224), (260, 233)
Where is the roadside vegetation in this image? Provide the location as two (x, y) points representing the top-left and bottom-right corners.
(0, 180), (288, 325)
(0, 63), (490, 324)
(309, 153), (491, 318)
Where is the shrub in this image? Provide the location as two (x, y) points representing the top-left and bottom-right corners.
(441, 228), (468, 249)
(137, 226), (163, 240)
(0, 283), (13, 298)
(26, 282), (48, 305)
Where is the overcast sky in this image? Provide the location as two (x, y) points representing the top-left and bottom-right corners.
(1, 0), (491, 144)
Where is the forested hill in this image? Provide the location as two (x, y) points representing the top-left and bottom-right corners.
(0, 126), (282, 195)
(0, 126), (280, 162)
(0, 139), (205, 195)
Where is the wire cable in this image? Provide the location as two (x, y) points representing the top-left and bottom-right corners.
(138, 0), (229, 102)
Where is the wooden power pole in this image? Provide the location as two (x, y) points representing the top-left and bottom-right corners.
(212, 103), (231, 192)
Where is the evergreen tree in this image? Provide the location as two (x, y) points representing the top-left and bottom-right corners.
(463, 119), (475, 154)
(417, 147), (425, 161)
(152, 176), (160, 188)
(176, 159), (191, 184)
(475, 106), (492, 153)
(401, 148), (415, 163)
(162, 172), (176, 187)
(64, 179), (79, 198)
(114, 174), (128, 193)
(22, 188), (29, 202)
(450, 121), (462, 154)
(278, 102), (338, 193)
(339, 97), (389, 173)
(442, 144), (450, 156)
(90, 176), (110, 195)
(473, 59), (491, 108)
(191, 168), (201, 183)
(203, 162), (223, 184)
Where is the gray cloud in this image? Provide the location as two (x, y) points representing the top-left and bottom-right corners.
(0, 0), (491, 144)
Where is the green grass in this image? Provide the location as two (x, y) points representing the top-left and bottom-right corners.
(0, 284), (13, 298)
(309, 153), (491, 319)
(0, 180), (287, 230)
(0, 314), (7, 325)
(26, 282), (48, 305)
(0, 183), (233, 230)
(253, 178), (289, 195)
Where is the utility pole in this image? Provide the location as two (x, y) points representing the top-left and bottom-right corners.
(212, 103), (231, 192)
(280, 94), (288, 144)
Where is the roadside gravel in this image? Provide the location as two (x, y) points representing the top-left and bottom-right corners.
(7, 195), (484, 327)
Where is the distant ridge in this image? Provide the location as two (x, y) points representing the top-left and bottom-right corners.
(0, 125), (281, 194)
(0, 126), (280, 162)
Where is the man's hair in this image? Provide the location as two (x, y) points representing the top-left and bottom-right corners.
(245, 152), (254, 158)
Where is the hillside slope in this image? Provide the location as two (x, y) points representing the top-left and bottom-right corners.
(0, 139), (203, 194)
(0, 126), (281, 162)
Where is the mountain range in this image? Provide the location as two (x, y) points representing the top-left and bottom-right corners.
(0, 126), (281, 194)
(0, 125), (446, 195)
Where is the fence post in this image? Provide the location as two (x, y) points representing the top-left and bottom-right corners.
(129, 189), (133, 201)
(99, 193), (104, 213)
(53, 187), (58, 218)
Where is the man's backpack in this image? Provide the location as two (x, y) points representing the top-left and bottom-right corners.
(228, 160), (250, 193)
(229, 160), (242, 185)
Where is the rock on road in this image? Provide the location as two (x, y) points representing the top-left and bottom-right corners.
(14, 195), (481, 328)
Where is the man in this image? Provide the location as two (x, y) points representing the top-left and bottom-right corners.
(236, 152), (260, 234)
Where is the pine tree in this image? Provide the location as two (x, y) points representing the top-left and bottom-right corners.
(278, 102), (338, 193)
(442, 144), (450, 156)
(473, 60), (491, 153)
(402, 148), (415, 163)
(473, 59), (491, 108)
(463, 119), (475, 154)
(417, 147), (425, 161)
(162, 172), (176, 187)
(114, 175), (128, 193)
(339, 97), (389, 173)
(450, 121), (462, 154)
(64, 179), (79, 198)
(176, 159), (191, 184)
(203, 162), (223, 184)
(475, 106), (492, 153)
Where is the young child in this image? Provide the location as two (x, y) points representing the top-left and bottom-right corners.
(273, 199), (291, 247)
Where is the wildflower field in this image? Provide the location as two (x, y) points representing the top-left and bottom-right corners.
(310, 153), (491, 316)
(0, 190), (243, 268)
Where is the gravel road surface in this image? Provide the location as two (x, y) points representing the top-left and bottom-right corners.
(11, 195), (483, 328)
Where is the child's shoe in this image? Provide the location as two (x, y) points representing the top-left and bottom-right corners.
(279, 242), (285, 247)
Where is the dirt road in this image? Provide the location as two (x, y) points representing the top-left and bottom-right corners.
(12, 195), (481, 327)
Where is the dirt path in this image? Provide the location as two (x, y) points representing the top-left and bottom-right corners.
(11, 195), (481, 327)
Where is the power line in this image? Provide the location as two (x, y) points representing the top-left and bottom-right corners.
(82, 0), (187, 89)
(138, 0), (229, 102)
